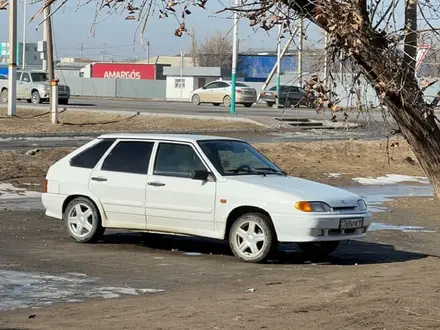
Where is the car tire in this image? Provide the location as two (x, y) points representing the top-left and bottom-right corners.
(223, 95), (231, 107)
(0, 89), (8, 103)
(59, 99), (69, 105)
(64, 197), (105, 243)
(229, 212), (277, 263)
(297, 241), (342, 259)
(31, 91), (42, 104)
(267, 102), (274, 107)
(284, 99), (292, 109)
(192, 94), (201, 105)
(244, 103), (252, 108)
(213, 103), (220, 106)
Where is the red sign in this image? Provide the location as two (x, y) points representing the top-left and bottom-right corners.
(91, 63), (156, 80)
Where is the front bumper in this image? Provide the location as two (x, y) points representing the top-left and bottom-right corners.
(272, 212), (373, 243)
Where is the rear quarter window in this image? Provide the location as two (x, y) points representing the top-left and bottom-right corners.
(70, 139), (115, 169)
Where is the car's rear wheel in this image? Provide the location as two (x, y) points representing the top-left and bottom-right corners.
(64, 197), (105, 243)
(223, 95), (231, 107)
(229, 213), (277, 263)
(243, 103), (252, 108)
(297, 241), (342, 259)
(0, 89), (8, 103)
(192, 94), (201, 105)
(59, 99), (69, 105)
(266, 102), (274, 107)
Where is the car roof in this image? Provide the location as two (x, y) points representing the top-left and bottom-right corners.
(97, 133), (242, 143)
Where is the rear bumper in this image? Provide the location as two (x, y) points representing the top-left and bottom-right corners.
(236, 95), (257, 103)
(41, 193), (66, 220)
(272, 212), (373, 243)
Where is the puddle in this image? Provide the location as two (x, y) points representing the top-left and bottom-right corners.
(0, 270), (164, 312)
(369, 223), (435, 233)
(345, 184), (433, 213)
(345, 184), (435, 233)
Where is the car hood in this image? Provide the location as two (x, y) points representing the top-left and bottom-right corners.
(227, 175), (361, 208)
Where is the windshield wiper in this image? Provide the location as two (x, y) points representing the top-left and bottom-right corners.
(255, 167), (287, 176)
(229, 168), (266, 176)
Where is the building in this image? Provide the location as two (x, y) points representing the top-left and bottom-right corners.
(0, 42), (43, 67)
(139, 55), (199, 67)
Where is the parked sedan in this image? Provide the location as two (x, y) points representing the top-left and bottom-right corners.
(260, 85), (316, 108)
(190, 80), (257, 108)
(42, 133), (372, 263)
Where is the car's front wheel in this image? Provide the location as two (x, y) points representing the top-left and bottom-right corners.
(223, 95), (231, 107)
(64, 197), (105, 243)
(229, 213), (277, 263)
(31, 91), (42, 104)
(297, 241), (342, 259)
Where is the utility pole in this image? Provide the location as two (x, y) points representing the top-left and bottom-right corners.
(179, 50), (184, 103)
(8, 0), (18, 116)
(42, 8), (47, 72)
(22, 0), (27, 69)
(101, 43), (106, 62)
(230, 0), (239, 115)
(275, 20), (282, 108)
(146, 41), (150, 63)
(257, 26), (299, 102)
(297, 18), (304, 87)
(45, 5), (58, 124)
(79, 42), (84, 59)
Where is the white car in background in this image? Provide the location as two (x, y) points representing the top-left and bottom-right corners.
(190, 80), (257, 108)
(42, 134), (372, 263)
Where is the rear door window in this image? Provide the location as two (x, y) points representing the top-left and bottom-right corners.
(101, 141), (154, 174)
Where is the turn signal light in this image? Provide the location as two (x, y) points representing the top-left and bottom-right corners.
(295, 201), (312, 212)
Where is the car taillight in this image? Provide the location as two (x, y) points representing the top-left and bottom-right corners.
(43, 179), (48, 193)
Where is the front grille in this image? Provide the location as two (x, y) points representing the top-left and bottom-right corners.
(332, 206), (357, 212)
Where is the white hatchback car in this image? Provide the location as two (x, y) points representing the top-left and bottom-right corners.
(42, 134), (372, 263)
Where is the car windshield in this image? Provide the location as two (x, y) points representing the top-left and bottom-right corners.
(198, 140), (286, 176)
(30, 72), (48, 82)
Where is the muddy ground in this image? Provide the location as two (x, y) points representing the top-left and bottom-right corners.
(0, 109), (265, 135)
(0, 138), (424, 191)
(0, 197), (440, 329)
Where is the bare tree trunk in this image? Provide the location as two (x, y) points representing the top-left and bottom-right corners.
(285, 0), (440, 198)
(404, 0), (418, 72)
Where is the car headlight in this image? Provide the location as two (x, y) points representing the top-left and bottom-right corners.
(295, 201), (331, 213)
(357, 199), (367, 211)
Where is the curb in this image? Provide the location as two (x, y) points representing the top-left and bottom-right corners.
(0, 128), (277, 140)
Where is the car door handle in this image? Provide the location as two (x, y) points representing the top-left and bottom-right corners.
(148, 182), (165, 187)
(91, 176), (107, 182)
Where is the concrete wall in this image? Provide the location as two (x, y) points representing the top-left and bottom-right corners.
(58, 76), (166, 99)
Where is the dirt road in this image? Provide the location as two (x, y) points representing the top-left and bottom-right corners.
(1, 196), (440, 330)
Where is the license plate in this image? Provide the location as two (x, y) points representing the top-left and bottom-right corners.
(264, 92), (273, 96)
(339, 218), (364, 229)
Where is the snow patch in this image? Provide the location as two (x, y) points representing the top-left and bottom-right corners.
(0, 183), (41, 199)
(0, 270), (164, 312)
(326, 172), (344, 178)
(352, 174), (429, 185)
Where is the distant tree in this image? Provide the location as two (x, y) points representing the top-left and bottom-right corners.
(196, 32), (232, 68)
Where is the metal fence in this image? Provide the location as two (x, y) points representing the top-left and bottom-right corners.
(57, 76), (167, 99)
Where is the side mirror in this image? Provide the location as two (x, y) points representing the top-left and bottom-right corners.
(192, 170), (211, 181)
